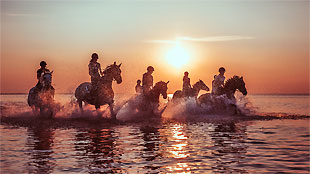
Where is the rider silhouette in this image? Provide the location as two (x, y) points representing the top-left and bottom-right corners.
(35, 61), (51, 94)
(89, 53), (104, 85)
(212, 67), (226, 95)
(183, 71), (191, 96)
(88, 53), (104, 97)
(142, 66), (154, 95)
(135, 80), (143, 93)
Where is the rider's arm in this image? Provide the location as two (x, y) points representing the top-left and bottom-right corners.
(88, 63), (92, 76)
(151, 75), (153, 88)
(37, 69), (42, 80)
(142, 73), (147, 86)
(98, 63), (104, 76)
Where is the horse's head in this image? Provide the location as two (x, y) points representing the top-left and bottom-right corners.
(42, 71), (53, 87)
(103, 62), (122, 84)
(233, 76), (247, 95)
(153, 81), (169, 99)
(196, 79), (210, 91)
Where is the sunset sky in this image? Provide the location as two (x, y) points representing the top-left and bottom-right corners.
(1, 1), (309, 94)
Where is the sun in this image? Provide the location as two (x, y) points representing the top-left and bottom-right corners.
(165, 43), (190, 68)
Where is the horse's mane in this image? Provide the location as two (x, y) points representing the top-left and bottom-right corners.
(193, 81), (199, 88)
(223, 76), (241, 88)
(41, 71), (52, 79)
(193, 80), (203, 88)
(103, 64), (117, 73)
(154, 81), (166, 88)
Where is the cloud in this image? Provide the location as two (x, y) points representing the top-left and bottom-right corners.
(178, 36), (254, 42)
(3, 13), (39, 17)
(145, 35), (254, 44)
(144, 40), (179, 44)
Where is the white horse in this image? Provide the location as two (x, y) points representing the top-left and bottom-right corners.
(28, 71), (58, 117)
(75, 62), (122, 120)
(198, 76), (248, 115)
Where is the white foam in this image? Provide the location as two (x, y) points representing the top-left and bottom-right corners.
(162, 93), (257, 120)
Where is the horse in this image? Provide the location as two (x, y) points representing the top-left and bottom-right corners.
(28, 71), (57, 117)
(115, 81), (169, 121)
(172, 80), (209, 101)
(75, 62), (122, 119)
(144, 81), (169, 105)
(198, 76), (247, 114)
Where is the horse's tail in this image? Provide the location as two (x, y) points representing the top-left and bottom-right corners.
(27, 87), (36, 106)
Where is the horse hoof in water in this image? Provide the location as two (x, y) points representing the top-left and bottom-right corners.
(39, 107), (54, 118)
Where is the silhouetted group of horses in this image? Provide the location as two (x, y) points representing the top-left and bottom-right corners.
(28, 62), (247, 119)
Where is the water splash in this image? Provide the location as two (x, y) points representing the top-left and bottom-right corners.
(162, 93), (257, 121)
(116, 94), (165, 122)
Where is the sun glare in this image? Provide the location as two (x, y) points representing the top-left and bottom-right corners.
(165, 43), (190, 68)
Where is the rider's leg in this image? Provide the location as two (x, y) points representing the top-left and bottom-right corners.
(34, 82), (42, 95)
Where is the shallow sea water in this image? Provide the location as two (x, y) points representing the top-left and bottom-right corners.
(0, 94), (309, 173)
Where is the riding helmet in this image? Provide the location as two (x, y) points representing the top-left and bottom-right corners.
(219, 67), (225, 72)
(91, 53), (98, 60)
(40, 61), (47, 66)
(147, 66), (154, 72)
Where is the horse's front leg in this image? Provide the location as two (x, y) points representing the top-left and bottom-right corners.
(109, 102), (117, 120)
(31, 106), (39, 115)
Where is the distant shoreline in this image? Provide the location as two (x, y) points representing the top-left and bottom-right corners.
(1, 93), (309, 96)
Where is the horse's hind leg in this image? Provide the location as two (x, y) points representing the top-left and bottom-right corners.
(77, 100), (83, 112)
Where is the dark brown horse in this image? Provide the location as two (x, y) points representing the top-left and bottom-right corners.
(75, 62), (122, 119)
(116, 81), (169, 121)
(172, 80), (209, 101)
(198, 76), (247, 114)
(141, 81), (169, 113)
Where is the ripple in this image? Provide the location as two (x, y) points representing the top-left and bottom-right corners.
(1, 118), (310, 173)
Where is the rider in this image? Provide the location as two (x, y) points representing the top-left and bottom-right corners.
(88, 53), (104, 97)
(142, 66), (154, 95)
(212, 67), (226, 95)
(183, 71), (191, 96)
(89, 53), (104, 85)
(135, 79), (143, 93)
(35, 61), (51, 93)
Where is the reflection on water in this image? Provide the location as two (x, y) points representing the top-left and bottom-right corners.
(74, 128), (120, 173)
(140, 126), (160, 160)
(170, 124), (189, 159)
(210, 122), (248, 173)
(166, 124), (191, 174)
(26, 126), (55, 174)
(1, 119), (309, 173)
